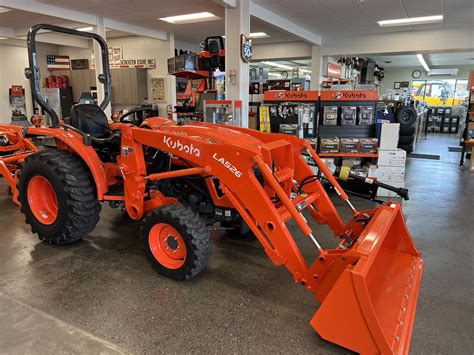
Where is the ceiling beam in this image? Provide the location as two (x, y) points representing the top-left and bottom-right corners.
(0, 26), (15, 37)
(214, 0), (237, 8)
(0, 0), (168, 40)
(250, 2), (322, 46)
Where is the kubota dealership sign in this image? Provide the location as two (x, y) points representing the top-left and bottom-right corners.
(320, 90), (378, 101)
(264, 90), (319, 101)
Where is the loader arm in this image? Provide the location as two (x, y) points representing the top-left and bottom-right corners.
(126, 121), (424, 354)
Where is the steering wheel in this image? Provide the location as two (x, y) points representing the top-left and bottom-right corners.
(120, 107), (155, 126)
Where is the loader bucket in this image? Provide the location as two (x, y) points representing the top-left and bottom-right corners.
(311, 204), (424, 354)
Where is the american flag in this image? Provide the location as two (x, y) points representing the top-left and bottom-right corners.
(47, 55), (70, 70)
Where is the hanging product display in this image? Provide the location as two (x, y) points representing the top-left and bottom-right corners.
(323, 106), (338, 125)
(340, 106), (357, 125)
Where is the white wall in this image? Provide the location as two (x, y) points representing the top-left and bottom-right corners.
(253, 41), (311, 60)
(381, 65), (473, 95)
(175, 40), (201, 54)
(107, 36), (174, 114)
(0, 43), (58, 123)
(57, 45), (92, 60)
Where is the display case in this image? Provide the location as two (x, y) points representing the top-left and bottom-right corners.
(203, 100), (242, 126)
(262, 90), (318, 138)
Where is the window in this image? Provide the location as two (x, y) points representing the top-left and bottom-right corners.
(411, 79), (469, 106)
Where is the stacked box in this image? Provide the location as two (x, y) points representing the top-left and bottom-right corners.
(340, 138), (359, 153)
(320, 137), (340, 154)
(376, 148), (406, 198)
(359, 138), (378, 154)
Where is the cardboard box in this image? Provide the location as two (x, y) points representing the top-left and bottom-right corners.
(379, 123), (400, 150)
(375, 166), (405, 181)
(377, 180), (405, 198)
(378, 149), (406, 167)
(320, 137), (340, 153)
(359, 138), (378, 153)
(340, 138), (359, 153)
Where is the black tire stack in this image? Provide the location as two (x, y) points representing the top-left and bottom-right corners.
(395, 106), (417, 154)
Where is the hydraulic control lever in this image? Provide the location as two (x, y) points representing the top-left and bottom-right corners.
(335, 166), (409, 201)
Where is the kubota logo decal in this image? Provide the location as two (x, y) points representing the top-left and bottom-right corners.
(163, 136), (201, 157)
(212, 153), (242, 178)
(275, 91), (286, 99)
(332, 91), (368, 100)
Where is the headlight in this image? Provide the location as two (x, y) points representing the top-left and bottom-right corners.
(0, 135), (10, 146)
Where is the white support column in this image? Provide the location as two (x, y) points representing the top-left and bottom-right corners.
(225, 0), (250, 127)
(310, 45), (322, 91)
(168, 33), (177, 109)
(93, 17), (111, 118)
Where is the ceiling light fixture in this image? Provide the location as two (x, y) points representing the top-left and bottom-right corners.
(249, 32), (269, 38)
(76, 26), (94, 32)
(378, 15), (443, 27)
(0, 36), (7, 40)
(0, 7), (11, 13)
(261, 61), (293, 70)
(159, 12), (219, 24)
(416, 54), (430, 72)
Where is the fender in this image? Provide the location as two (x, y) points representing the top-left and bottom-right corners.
(0, 125), (109, 199)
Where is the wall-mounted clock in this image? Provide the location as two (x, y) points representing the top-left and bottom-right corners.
(412, 70), (422, 79)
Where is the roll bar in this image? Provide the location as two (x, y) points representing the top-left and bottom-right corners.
(24, 24), (112, 127)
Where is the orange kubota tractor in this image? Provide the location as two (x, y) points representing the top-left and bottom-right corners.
(0, 24), (424, 354)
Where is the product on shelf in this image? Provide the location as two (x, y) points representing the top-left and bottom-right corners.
(359, 138), (378, 153)
(320, 137), (340, 153)
(340, 138), (359, 153)
(279, 124), (298, 136)
(322, 106), (338, 125)
(358, 105), (374, 125)
(341, 106), (357, 125)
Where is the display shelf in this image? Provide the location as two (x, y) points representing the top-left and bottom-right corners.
(170, 70), (209, 79)
(318, 152), (378, 158)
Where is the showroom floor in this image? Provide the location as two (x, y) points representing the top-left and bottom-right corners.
(0, 157), (473, 354)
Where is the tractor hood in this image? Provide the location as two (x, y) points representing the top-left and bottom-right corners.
(143, 117), (266, 156)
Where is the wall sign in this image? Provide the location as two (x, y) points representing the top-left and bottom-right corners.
(240, 34), (252, 63)
(327, 63), (342, 78)
(47, 55), (70, 70)
(264, 90), (319, 101)
(320, 90), (378, 101)
(151, 77), (166, 102)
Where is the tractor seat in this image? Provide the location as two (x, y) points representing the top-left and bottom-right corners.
(70, 103), (109, 138)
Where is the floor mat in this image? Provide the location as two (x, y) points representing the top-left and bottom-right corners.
(408, 153), (440, 160)
(448, 146), (462, 152)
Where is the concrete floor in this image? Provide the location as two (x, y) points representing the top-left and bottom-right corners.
(0, 148), (473, 353)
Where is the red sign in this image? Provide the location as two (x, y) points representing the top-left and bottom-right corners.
(327, 63), (342, 78)
(11, 85), (23, 96)
(264, 90), (319, 101)
(320, 90), (379, 101)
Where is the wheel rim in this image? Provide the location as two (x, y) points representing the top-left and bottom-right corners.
(27, 175), (58, 225)
(148, 223), (187, 269)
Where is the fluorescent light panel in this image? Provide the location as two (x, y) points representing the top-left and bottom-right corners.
(0, 36), (7, 40)
(159, 12), (219, 24)
(416, 54), (430, 72)
(77, 26), (93, 32)
(222, 32), (270, 39)
(378, 15), (443, 27)
(261, 61), (293, 70)
(0, 6), (11, 13)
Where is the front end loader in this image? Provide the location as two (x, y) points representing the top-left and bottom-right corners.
(0, 24), (424, 354)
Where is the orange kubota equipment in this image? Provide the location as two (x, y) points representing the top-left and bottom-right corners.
(0, 24), (424, 354)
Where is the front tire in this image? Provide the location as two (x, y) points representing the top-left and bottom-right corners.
(18, 150), (101, 244)
(140, 204), (211, 280)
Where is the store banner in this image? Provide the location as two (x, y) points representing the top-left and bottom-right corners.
(264, 90), (319, 101)
(320, 90), (378, 101)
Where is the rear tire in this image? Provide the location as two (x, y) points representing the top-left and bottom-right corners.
(140, 204), (211, 280)
(398, 144), (414, 154)
(399, 125), (416, 136)
(398, 134), (415, 145)
(395, 106), (418, 126)
(18, 150), (100, 244)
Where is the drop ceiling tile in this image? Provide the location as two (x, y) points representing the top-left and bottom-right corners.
(402, 0), (443, 17)
(361, 0), (407, 20)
